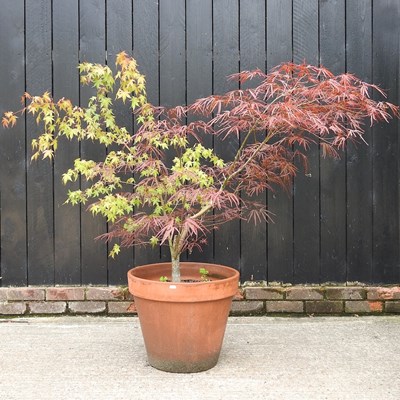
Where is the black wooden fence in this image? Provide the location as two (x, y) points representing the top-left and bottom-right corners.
(0, 0), (399, 286)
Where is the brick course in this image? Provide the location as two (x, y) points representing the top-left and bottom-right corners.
(345, 301), (383, 314)
(46, 288), (84, 301)
(0, 302), (26, 315)
(68, 301), (106, 314)
(86, 287), (124, 301)
(385, 301), (400, 313)
(108, 302), (136, 314)
(29, 302), (67, 315)
(266, 301), (303, 313)
(325, 287), (365, 300)
(0, 289), (8, 301)
(7, 288), (45, 301)
(233, 289), (244, 301)
(245, 287), (283, 300)
(305, 301), (343, 314)
(231, 301), (264, 315)
(286, 288), (323, 300)
(0, 285), (399, 317)
(367, 287), (400, 300)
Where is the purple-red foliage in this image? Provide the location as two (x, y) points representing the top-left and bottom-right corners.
(102, 63), (398, 256)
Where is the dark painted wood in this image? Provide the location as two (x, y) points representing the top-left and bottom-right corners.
(106, 0), (134, 284)
(25, 0), (54, 285)
(266, 0), (293, 283)
(0, 0), (399, 285)
(346, 0), (373, 283)
(159, 0), (186, 109)
(53, 0), (81, 284)
(213, 0), (240, 270)
(0, 0), (27, 286)
(292, 0), (320, 283)
(372, 0), (400, 283)
(159, 0), (186, 263)
(132, 0), (161, 266)
(186, 0), (214, 264)
(319, 0), (347, 283)
(239, 0), (267, 281)
(79, 0), (108, 284)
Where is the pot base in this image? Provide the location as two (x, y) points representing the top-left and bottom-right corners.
(148, 353), (219, 373)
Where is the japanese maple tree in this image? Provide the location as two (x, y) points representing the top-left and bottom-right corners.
(3, 52), (398, 282)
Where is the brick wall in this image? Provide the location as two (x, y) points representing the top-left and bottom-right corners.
(0, 285), (400, 316)
(0, 287), (136, 316)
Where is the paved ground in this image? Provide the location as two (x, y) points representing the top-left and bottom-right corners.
(1, 316), (399, 400)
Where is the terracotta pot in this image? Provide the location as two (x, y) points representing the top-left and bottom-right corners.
(127, 262), (239, 373)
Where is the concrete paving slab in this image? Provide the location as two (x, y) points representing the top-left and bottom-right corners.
(0, 316), (399, 399)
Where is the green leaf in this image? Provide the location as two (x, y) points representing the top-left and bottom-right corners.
(150, 236), (159, 247)
(109, 243), (121, 258)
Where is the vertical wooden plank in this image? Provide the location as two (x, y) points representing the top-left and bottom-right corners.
(53, 0), (81, 284)
(319, 0), (346, 283)
(159, 0), (186, 109)
(292, 0), (319, 283)
(80, 0), (108, 284)
(266, 0), (293, 283)
(372, 0), (400, 283)
(106, 0), (134, 284)
(186, 0), (212, 104)
(239, 0), (267, 281)
(213, 0), (240, 269)
(186, 0), (214, 264)
(346, 0), (373, 283)
(159, 0), (186, 262)
(25, 0), (54, 285)
(133, 0), (160, 266)
(0, 0), (27, 286)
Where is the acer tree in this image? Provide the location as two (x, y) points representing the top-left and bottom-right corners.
(3, 52), (398, 282)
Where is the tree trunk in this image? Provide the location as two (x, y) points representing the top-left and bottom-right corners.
(171, 254), (181, 282)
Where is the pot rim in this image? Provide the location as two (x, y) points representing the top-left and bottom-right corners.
(127, 262), (240, 302)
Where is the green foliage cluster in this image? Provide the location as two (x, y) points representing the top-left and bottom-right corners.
(3, 52), (225, 265)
